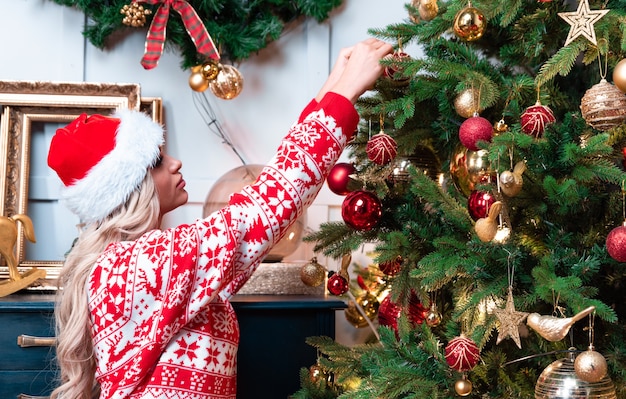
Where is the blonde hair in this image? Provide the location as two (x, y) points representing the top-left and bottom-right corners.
(51, 174), (161, 399)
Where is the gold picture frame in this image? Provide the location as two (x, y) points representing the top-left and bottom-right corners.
(0, 80), (162, 288)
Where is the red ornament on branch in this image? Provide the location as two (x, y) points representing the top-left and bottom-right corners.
(366, 132), (398, 165)
(520, 101), (555, 138)
(459, 116), (493, 151)
(341, 190), (383, 230)
(445, 335), (481, 372)
(606, 224), (626, 262)
(327, 162), (356, 195)
(468, 190), (496, 221)
(135, 0), (220, 70)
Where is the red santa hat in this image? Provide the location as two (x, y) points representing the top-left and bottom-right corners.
(47, 109), (164, 223)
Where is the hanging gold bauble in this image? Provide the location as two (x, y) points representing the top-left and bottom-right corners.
(449, 145), (492, 197)
(210, 64), (244, 100)
(612, 59), (626, 93)
(419, 0), (439, 21)
(201, 61), (220, 81)
(300, 258), (327, 287)
(535, 351), (616, 399)
(189, 65), (210, 92)
(493, 118), (508, 135)
(344, 292), (380, 328)
(580, 78), (626, 131)
(454, 378), (473, 396)
(453, 6), (486, 41)
(574, 347), (608, 383)
(454, 88), (481, 118)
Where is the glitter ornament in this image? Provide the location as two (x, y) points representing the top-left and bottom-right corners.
(520, 101), (556, 138)
(580, 79), (626, 131)
(445, 335), (480, 372)
(535, 351), (616, 399)
(209, 64), (244, 100)
(575, 347), (608, 383)
(613, 59), (626, 93)
(366, 132), (398, 165)
(453, 5), (487, 41)
(606, 224), (626, 262)
(454, 88), (482, 118)
(326, 271), (349, 296)
(459, 115), (493, 151)
(377, 292), (428, 333)
(327, 162), (356, 195)
(300, 258), (327, 287)
(341, 190), (383, 231)
(468, 189), (496, 221)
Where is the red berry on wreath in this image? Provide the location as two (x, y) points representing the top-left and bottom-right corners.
(326, 271), (349, 296)
(445, 335), (481, 372)
(327, 162), (356, 195)
(366, 132), (397, 165)
(520, 101), (555, 138)
(606, 224), (626, 262)
(459, 115), (493, 151)
(342, 190), (383, 230)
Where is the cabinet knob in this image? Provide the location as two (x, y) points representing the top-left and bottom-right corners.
(17, 334), (56, 347)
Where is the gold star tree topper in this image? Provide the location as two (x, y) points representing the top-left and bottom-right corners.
(493, 288), (529, 349)
(558, 0), (610, 46)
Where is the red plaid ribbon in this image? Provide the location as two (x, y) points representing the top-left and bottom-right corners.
(135, 0), (220, 70)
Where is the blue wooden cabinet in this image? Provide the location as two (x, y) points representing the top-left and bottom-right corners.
(0, 294), (345, 399)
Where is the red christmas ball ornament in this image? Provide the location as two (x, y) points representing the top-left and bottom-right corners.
(606, 224), (626, 262)
(327, 162), (356, 195)
(379, 255), (403, 276)
(459, 116), (493, 151)
(520, 102), (555, 138)
(342, 190), (383, 230)
(326, 271), (349, 296)
(407, 292), (429, 325)
(378, 294), (402, 331)
(384, 50), (412, 85)
(445, 335), (481, 372)
(366, 132), (398, 165)
(467, 190), (495, 220)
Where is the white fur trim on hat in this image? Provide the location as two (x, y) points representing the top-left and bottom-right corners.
(60, 109), (164, 223)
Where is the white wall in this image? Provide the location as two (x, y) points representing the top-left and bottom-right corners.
(1, 0), (416, 345)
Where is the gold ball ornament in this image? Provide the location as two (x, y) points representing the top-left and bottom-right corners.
(309, 364), (329, 386)
(210, 64), (244, 100)
(344, 292), (380, 328)
(189, 65), (210, 92)
(449, 146), (492, 197)
(612, 59), (626, 93)
(453, 6), (487, 41)
(580, 79), (626, 131)
(493, 118), (508, 135)
(574, 347), (608, 383)
(454, 88), (482, 118)
(201, 61), (220, 81)
(425, 308), (442, 327)
(454, 378), (473, 396)
(300, 258), (327, 287)
(419, 0), (439, 21)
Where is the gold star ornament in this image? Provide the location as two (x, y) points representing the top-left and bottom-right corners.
(493, 289), (529, 349)
(558, 0), (610, 46)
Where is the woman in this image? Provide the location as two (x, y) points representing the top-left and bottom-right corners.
(48, 38), (393, 399)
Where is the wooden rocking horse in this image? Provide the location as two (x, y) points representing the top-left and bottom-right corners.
(0, 214), (46, 297)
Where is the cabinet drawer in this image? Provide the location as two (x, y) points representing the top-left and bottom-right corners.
(0, 370), (56, 398)
(0, 310), (56, 370)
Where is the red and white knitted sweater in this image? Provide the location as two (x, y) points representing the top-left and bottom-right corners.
(87, 92), (358, 399)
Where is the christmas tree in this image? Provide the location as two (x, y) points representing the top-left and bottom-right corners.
(294, 0), (626, 397)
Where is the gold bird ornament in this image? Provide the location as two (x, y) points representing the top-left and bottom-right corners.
(526, 306), (595, 342)
(475, 201), (502, 242)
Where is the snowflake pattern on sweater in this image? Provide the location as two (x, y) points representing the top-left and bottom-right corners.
(87, 93), (359, 399)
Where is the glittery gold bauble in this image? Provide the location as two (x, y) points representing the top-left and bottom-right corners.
(535, 351), (616, 399)
(210, 64), (244, 100)
(344, 292), (380, 328)
(300, 258), (327, 287)
(454, 378), (473, 396)
(613, 59), (626, 93)
(453, 6), (486, 41)
(454, 88), (481, 118)
(189, 65), (210, 92)
(580, 79), (626, 131)
(574, 347), (608, 383)
(419, 0), (439, 21)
